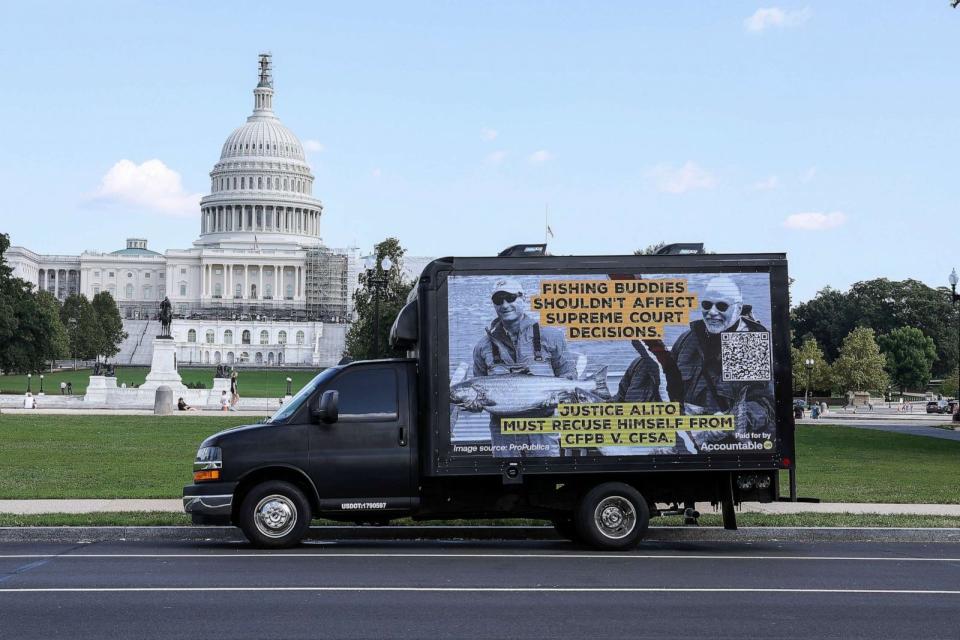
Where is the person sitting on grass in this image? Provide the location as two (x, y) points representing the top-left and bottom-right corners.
(177, 397), (198, 412)
(220, 391), (230, 412)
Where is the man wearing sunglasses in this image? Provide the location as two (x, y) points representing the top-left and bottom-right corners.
(470, 278), (577, 457)
(671, 276), (775, 448)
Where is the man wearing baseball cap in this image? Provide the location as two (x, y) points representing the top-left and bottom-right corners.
(468, 277), (576, 457)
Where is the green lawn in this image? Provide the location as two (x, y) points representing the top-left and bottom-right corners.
(0, 415), (247, 498)
(0, 368), (321, 398)
(0, 417), (958, 503)
(789, 424), (960, 504)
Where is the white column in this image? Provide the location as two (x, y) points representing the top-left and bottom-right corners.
(275, 265), (280, 300)
(259, 265), (263, 300)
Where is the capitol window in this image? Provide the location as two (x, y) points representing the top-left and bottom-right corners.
(260, 330), (268, 345)
(241, 177), (245, 189)
(125, 284), (133, 298)
(145, 273), (150, 279)
(109, 272), (114, 278)
(179, 282), (187, 296)
(206, 330), (215, 344)
(242, 330), (251, 345)
(258, 177), (262, 189)
(94, 271), (100, 278)
(180, 268), (186, 275)
(127, 272), (133, 278)
(224, 330), (233, 345)
(296, 330), (305, 345)
(93, 286), (100, 295)
(187, 329), (197, 343)
(278, 330), (287, 345)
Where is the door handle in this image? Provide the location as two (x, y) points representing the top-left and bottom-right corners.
(398, 426), (407, 447)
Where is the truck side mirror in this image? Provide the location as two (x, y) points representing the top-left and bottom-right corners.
(313, 390), (339, 424)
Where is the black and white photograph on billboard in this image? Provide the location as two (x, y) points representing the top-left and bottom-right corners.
(447, 272), (775, 458)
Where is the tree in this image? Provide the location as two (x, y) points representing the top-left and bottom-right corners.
(36, 291), (70, 362)
(878, 327), (937, 394)
(344, 238), (414, 360)
(942, 368), (959, 400)
(91, 291), (126, 360)
(60, 294), (102, 362)
(790, 286), (856, 361)
(634, 241), (666, 256)
(831, 327), (889, 394)
(793, 278), (958, 377)
(0, 234), (70, 372)
(790, 336), (831, 395)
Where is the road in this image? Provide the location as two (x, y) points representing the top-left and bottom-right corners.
(1, 539), (958, 639)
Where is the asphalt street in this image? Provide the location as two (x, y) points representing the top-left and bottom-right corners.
(1, 539), (958, 639)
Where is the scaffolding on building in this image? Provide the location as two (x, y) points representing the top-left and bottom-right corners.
(304, 247), (350, 323)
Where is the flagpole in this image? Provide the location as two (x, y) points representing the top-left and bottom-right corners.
(544, 204), (548, 245)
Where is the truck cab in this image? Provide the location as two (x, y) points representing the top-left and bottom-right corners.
(184, 359), (420, 546)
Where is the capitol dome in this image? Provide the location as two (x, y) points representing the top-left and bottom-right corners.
(196, 54), (323, 249)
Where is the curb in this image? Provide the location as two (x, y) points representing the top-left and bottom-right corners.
(2, 525), (959, 544)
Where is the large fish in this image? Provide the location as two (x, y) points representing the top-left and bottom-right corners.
(450, 367), (611, 416)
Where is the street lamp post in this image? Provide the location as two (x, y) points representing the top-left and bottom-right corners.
(949, 268), (959, 422)
(39, 374), (44, 395)
(804, 358), (814, 413)
(363, 255), (393, 359)
(26, 373), (32, 394)
(285, 377), (292, 396)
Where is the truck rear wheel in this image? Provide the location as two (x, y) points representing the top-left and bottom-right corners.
(575, 482), (648, 550)
(238, 481), (311, 549)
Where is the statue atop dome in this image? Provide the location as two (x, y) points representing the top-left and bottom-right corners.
(258, 53), (272, 89)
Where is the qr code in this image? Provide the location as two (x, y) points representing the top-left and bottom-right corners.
(721, 332), (772, 382)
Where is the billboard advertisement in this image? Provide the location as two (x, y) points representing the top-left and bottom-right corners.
(447, 272), (776, 459)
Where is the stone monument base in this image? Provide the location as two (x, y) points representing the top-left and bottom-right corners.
(142, 337), (186, 393)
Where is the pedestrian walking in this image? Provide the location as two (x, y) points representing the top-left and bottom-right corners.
(66, 381), (72, 395)
(230, 372), (240, 411)
(59, 381), (66, 395)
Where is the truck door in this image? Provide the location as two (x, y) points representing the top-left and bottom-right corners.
(308, 364), (417, 512)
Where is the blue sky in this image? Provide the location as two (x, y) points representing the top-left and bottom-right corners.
(1, 1), (957, 302)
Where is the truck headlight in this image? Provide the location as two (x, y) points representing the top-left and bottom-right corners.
(194, 446), (222, 481)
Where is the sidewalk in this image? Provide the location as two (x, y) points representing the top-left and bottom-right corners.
(2, 499), (959, 516)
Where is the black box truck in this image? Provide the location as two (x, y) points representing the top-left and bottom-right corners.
(184, 250), (794, 549)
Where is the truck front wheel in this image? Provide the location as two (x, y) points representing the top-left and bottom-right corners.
(575, 482), (649, 550)
(238, 481), (312, 548)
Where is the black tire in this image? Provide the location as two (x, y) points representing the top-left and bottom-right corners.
(574, 482), (649, 551)
(551, 515), (581, 543)
(238, 480), (311, 549)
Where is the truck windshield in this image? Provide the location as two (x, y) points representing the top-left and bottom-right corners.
(265, 367), (339, 424)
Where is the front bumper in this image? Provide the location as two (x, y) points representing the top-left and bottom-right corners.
(183, 481), (238, 520)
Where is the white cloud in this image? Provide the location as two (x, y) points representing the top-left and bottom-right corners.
(783, 211), (847, 231)
(92, 159), (201, 217)
(648, 161), (718, 194)
(528, 150), (554, 164)
(752, 175), (781, 190)
(800, 166), (817, 183)
(485, 150), (508, 165)
(481, 127), (499, 141)
(744, 6), (811, 32)
(304, 139), (325, 153)
(372, 168), (382, 178)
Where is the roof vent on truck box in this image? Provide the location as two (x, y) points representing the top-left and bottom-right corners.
(654, 243), (705, 255)
(498, 244), (547, 257)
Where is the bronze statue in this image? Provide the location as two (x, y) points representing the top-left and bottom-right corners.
(159, 297), (173, 338)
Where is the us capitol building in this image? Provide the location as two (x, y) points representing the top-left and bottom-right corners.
(7, 55), (429, 368)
